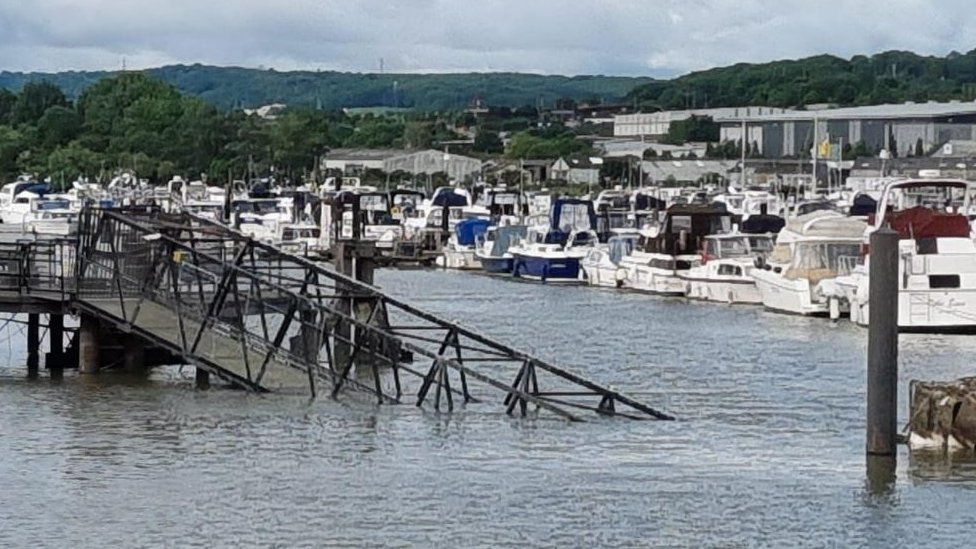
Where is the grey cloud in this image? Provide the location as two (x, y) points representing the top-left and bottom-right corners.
(0, 0), (974, 76)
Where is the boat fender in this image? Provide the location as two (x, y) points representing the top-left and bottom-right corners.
(615, 267), (628, 283)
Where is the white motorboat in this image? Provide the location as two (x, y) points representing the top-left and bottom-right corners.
(618, 204), (733, 295)
(830, 178), (976, 332)
(751, 211), (866, 316)
(580, 234), (638, 287)
(680, 232), (775, 304)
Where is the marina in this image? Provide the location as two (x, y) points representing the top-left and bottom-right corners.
(3, 266), (976, 546)
(6, 9), (976, 544)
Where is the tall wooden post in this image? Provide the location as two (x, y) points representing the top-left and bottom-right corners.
(867, 227), (899, 456)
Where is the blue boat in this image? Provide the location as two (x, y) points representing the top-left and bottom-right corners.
(508, 198), (598, 283)
(475, 225), (527, 274)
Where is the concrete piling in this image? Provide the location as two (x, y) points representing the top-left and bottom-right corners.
(866, 227), (899, 457)
(79, 314), (100, 374)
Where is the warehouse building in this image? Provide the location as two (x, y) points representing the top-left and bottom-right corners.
(614, 106), (787, 138)
(717, 101), (976, 159)
(324, 149), (482, 181)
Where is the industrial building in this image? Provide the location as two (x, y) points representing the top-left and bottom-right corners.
(323, 149), (483, 181)
(717, 101), (976, 159)
(613, 107), (787, 138)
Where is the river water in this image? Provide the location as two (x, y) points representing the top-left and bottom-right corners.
(2, 268), (976, 547)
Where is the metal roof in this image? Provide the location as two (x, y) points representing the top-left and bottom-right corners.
(718, 101), (976, 123)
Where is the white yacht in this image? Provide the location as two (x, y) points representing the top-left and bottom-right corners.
(831, 179), (976, 332)
(618, 204), (733, 295)
(681, 232), (775, 304)
(751, 211), (866, 316)
(580, 234), (639, 287)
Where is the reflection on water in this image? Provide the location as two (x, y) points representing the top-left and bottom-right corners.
(1, 268), (976, 546)
(908, 448), (976, 485)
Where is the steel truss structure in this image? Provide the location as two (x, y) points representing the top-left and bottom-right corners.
(71, 207), (673, 421)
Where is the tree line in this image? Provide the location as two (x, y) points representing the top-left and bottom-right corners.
(627, 49), (976, 109)
(0, 73), (478, 187)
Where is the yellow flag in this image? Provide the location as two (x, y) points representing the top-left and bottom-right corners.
(818, 139), (831, 158)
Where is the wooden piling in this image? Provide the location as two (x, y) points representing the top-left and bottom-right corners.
(26, 313), (39, 374)
(48, 314), (64, 368)
(866, 227), (899, 456)
(195, 367), (210, 390)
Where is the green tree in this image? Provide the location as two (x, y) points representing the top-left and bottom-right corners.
(0, 89), (15, 124)
(12, 81), (68, 126)
(402, 120), (434, 149)
(36, 105), (82, 149)
(46, 142), (102, 188)
(473, 130), (503, 154)
(0, 126), (25, 179)
(664, 115), (720, 145)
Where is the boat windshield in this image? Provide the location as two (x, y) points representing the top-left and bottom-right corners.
(36, 200), (71, 211)
(790, 242), (861, 276)
(748, 236), (774, 253)
(885, 183), (968, 214)
(283, 228), (320, 240)
(608, 237), (637, 264)
(361, 194), (389, 211)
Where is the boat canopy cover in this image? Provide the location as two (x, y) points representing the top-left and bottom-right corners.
(741, 214), (785, 234)
(455, 218), (490, 246)
(432, 190), (468, 207)
(550, 198), (597, 233)
(489, 225), (528, 256)
(20, 182), (51, 196)
(848, 193), (878, 216)
(782, 210), (866, 238)
(876, 206), (971, 240)
(634, 194), (667, 211)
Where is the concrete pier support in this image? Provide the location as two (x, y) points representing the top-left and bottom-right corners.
(333, 241), (384, 379)
(79, 314), (100, 374)
(26, 313), (39, 374)
(867, 227), (899, 457)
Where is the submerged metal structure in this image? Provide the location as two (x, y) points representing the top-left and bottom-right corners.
(15, 207), (673, 422)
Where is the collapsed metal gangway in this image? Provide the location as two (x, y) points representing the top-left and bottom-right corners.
(74, 207), (673, 421)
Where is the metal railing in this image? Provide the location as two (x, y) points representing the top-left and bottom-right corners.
(73, 207), (673, 421)
(0, 238), (76, 298)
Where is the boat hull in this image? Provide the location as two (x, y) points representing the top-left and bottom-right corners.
(436, 248), (481, 270)
(751, 268), (836, 316)
(512, 254), (582, 283)
(682, 276), (762, 304)
(477, 255), (513, 274)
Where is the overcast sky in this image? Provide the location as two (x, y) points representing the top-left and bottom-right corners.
(1, 1), (973, 76)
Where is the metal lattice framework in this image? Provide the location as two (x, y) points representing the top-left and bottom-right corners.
(73, 207), (673, 421)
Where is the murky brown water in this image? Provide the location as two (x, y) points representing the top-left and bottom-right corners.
(2, 269), (975, 546)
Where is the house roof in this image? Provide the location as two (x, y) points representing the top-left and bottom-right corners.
(326, 149), (404, 161)
(640, 159), (735, 182)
